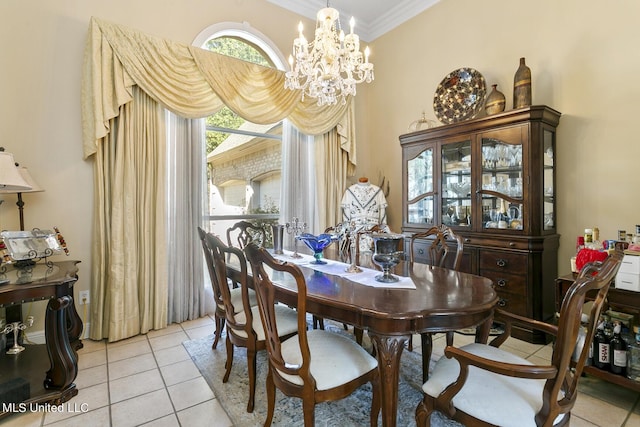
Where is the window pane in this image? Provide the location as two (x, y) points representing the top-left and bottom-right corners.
(203, 34), (282, 238)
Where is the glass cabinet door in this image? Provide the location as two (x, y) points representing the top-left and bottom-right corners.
(442, 140), (472, 228)
(407, 147), (434, 225)
(543, 129), (555, 231)
(480, 137), (524, 231)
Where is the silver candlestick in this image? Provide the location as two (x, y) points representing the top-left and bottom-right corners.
(1, 316), (34, 354)
(344, 221), (362, 273)
(285, 217), (307, 259)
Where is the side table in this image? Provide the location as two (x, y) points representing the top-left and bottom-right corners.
(0, 260), (82, 414)
(556, 273), (640, 392)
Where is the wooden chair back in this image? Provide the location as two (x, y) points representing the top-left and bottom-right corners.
(198, 227), (225, 317)
(197, 226), (227, 349)
(409, 224), (464, 269)
(244, 243), (311, 382)
(226, 220), (266, 249)
(205, 232), (254, 338)
(245, 243), (381, 426)
(537, 250), (622, 422)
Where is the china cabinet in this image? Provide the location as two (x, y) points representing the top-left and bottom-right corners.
(400, 105), (561, 343)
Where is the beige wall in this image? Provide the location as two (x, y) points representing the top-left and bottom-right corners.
(360, 0), (640, 276)
(0, 0), (636, 334)
(0, 0), (311, 336)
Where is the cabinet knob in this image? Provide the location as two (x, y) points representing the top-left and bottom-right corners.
(496, 259), (507, 267)
(418, 249), (424, 255)
(497, 298), (507, 307)
(497, 279), (507, 287)
(464, 238), (471, 243)
(509, 242), (516, 247)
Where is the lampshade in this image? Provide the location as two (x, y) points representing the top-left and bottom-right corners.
(0, 152), (31, 192)
(0, 167), (44, 194)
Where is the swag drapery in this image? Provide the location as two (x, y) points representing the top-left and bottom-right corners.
(81, 17), (357, 341)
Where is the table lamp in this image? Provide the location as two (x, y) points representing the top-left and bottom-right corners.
(0, 149), (32, 193)
(0, 166), (44, 230)
(0, 148), (33, 349)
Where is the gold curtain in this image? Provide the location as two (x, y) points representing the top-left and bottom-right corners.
(82, 17), (357, 341)
(315, 103), (357, 231)
(90, 87), (167, 341)
(82, 17), (352, 158)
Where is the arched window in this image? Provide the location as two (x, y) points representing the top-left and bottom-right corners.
(194, 23), (285, 235)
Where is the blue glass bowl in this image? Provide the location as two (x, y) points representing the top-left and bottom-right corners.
(296, 233), (337, 264)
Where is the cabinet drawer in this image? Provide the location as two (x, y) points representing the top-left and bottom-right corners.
(479, 269), (527, 296)
(480, 250), (527, 272)
(495, 290), (528, 317)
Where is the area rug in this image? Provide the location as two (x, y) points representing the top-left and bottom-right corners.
(183, 320), (463, 427)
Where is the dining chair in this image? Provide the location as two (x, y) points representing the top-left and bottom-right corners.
(198, 227), (259, 350)
(198, 227), (230, 350)
(244, 243), (381, 427)
(415, 250), (623, 427)
(206, 233), (298, 413)
(226, 220), (267, 249)
(409, 224), (464, 382)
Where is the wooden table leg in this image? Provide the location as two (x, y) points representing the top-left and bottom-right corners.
(44, 295), (78, 403)
(369, 333), (410, 427)
(66, 284), (84, 351)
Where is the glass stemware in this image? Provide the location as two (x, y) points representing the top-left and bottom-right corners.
(371, 233), (404, 283)
(297, 233), (338, 264)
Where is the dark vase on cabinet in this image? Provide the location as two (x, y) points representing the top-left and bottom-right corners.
(401, 105), (561, 343)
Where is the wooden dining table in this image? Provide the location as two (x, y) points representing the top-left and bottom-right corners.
(231, 248), (497, 427)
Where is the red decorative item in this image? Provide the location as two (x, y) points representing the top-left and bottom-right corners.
(575, 248), (608, 272)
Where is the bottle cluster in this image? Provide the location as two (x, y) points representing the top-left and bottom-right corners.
(589, 317), (640, 380)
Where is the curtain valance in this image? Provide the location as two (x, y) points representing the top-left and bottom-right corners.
(81, 17), (349, 159)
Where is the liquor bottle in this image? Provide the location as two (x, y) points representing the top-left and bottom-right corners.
(593, 319), (610, 370)
(592, 227), (603, 250)
(610, 322), (627, 375)
(628, 326), (640, 381)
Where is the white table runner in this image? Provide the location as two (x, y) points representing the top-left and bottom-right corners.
(273, 250), (416, 289)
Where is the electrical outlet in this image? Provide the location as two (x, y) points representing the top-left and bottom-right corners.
(78, 290), (90, 305)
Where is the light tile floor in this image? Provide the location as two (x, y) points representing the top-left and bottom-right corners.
(0, 316), (639, 427)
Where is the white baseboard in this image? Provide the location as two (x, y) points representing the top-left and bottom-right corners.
(24, 322), (91, 345)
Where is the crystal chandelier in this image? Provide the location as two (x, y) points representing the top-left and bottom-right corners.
(284, 6), (374, 106)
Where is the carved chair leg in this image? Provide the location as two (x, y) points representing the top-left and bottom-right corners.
(223, 335), (234, 383)
(354, 327), (364, 346)
(246, 348), (257, 412)
(212, 314), (225, 349)
(312, 315), (325, 330)
(302, 398), (316, 426)
(415, 396), (435, 426)
(370, 375), (381, 427)
(265, 369), (276, 427)
(420, 333), (433, 384)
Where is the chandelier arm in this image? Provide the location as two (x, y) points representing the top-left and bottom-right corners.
(284, 6), (373, 106)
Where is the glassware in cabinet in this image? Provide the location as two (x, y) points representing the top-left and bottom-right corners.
(480, 136), (525, 231)
(406, 146), (435, 226)
(441, 140), (472, 228)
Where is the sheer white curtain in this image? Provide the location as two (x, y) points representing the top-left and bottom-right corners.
(280, 121), (319, 243)
(166, 113), (214, 323)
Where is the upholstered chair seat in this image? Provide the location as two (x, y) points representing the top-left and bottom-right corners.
(423, 343), (565, 427)
(233, 304), (298, 340)
(278, 329), (379, 390)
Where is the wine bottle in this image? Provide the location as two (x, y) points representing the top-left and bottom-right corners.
(593, 319), (610, 370)
(610, 322), (627, 375)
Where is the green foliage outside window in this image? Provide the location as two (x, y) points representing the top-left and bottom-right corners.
(204, 37), (273, 155)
